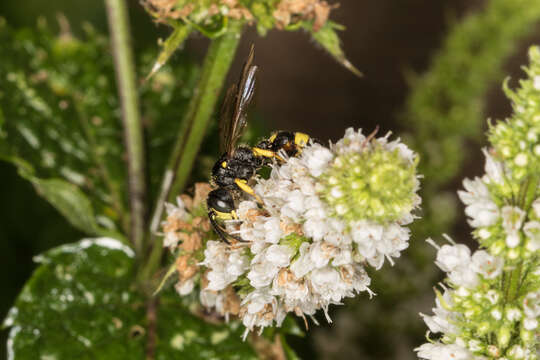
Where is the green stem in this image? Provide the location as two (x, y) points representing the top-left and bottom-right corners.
(504, 175), (540, 303)
(506, 261), (523, 303)
(141, 23), (242, 285)
(105, 0), (147, 258)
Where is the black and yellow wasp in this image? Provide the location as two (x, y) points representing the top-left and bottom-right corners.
(206, 46), (311, 243)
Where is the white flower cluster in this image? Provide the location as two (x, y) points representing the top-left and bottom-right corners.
(417, 149), (540, 359)
(457, 149), (540, 258)
(200, 128), (420, 337)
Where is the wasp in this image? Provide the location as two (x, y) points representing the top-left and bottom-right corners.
(207, 46), (311, 243)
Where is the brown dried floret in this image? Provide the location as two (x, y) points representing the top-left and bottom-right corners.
(222, 286), (241, 316)
(279, 221), (304, 236)
(143, 0), (184, 22)
(180, 231), (202, 252)
(273, 0), (336, 31)
(193, 182), (212, 207)
(175, 254), (198, 281)
(180, 194), (193, 211)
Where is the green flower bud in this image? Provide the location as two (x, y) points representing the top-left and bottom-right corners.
(520, 328), (534, 344)
(487, 345), (501, 358)
(497, 325), (512, 348)
(489, 47), (540, 181)
(477, 321), (491, 335)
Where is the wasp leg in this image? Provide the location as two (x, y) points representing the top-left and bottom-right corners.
(234, 178), (263, 203)
(208, 210), (244, 243)
(252, 147), (286, 162)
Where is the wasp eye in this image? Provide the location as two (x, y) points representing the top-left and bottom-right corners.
(217, 200), (228, 210)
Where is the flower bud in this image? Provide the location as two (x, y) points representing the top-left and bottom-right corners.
(497, 326), (512, 348)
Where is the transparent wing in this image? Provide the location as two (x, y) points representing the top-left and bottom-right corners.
(218, 45), (258, 157)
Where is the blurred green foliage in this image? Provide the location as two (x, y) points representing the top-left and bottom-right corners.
(407, 0), (540, 239)
(0, 19), (201, 239)
(314, 0), (540, 358)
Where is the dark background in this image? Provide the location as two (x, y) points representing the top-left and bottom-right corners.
(0, 0), (538, 358)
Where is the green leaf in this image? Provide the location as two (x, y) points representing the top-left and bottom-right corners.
(0, 20), (200, 236)
(29, 177), (123, 240)
(4, 238), (257, 359)
(304, 21), (362, 77)
(0, 21), (127, 236)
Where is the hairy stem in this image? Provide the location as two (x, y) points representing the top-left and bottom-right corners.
(140, 22), (242, 284)
(105, 0), (147, 257)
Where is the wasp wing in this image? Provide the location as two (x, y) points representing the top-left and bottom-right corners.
(218, 45), (258, 157)
(218, 83), (237, 154)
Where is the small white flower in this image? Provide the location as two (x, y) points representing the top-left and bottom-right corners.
(532, 198), (540, 218)
(163, 232), (181, 249)
(263, 217), (283, 244)
(435, 244), (471, 273)
(290, 242), (315, 278)
(175, 278), (195, 295)
(377, 223), (410, 257)
(502, 206), (526, 248)
(420, 290), (458, 334)
(523, 291), (540, 318)
(351, 220), (384, 259)
(333, 127), (367, 154)
(534, 75), (540, 90)
(468, 340), (482, 352)
(300, 143), (334, 177)
(265, 244), (295, 267)
(523, 317), (538, 330)
(416, 342), (472, 360)
(308, 241), (336, 268)
(523, 221), (540, 251)
(458, 178), (499, 228)
(247, 261), (280, 288)
(485, 290), (500, 305)
(165, 196), (187, 219)
(200, 289), (217, 309)
(507, 345), (526, 359)
(310, 266), (346, 303)
(471, 250), (504, 279)
(203, 241), (249, 291)
(448, 266), (479, 289)
(241, 288), (286, 336)
(491, 308), (502, 320)
(303, 218), (329, 241)
(271, 269), (309, 304)
(505, 308), (522, 322)
(243, 288), (275, 315)
(386, 139), (416, 163)
(236, 200), (258, 219)
(482, 149), (504, 184)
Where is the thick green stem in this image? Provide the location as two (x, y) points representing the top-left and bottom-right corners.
(141, 23), (242, 285)
(105, 0), (147, 257)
